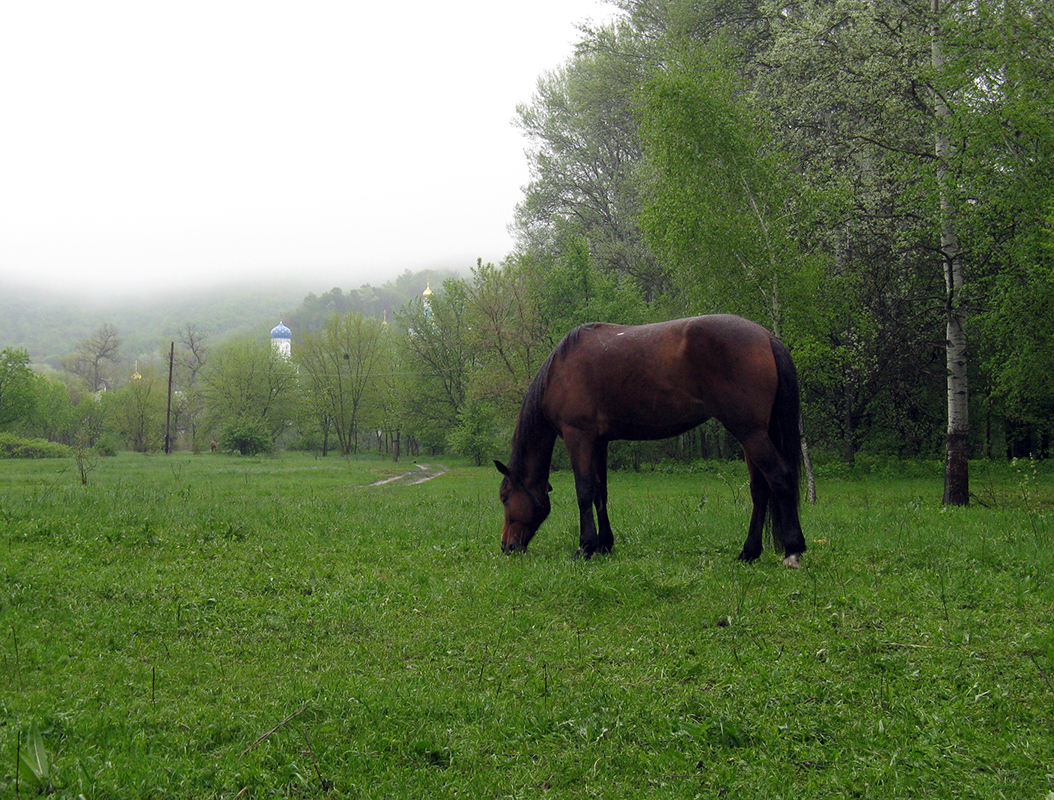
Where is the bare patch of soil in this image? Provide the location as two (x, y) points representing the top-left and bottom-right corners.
(368, 463), (449, 487)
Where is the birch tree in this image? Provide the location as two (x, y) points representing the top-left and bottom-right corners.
(931, 0), (968, 503)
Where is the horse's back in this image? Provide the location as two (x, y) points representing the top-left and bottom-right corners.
(560, 315), (776, 384)
(681, 315), (780, 387)
(544, 315), (779, 439)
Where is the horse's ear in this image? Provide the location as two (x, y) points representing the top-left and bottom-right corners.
(494, 460), (511, 477)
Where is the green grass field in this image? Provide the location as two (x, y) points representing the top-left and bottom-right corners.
(2, 452), (1052, 798)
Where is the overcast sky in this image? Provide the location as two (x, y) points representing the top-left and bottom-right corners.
(1, 1), (617, 298)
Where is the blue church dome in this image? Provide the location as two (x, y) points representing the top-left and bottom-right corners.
(270, 322), (292, 340)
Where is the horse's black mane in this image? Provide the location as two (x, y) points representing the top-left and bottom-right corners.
(507, 324), (598, 476)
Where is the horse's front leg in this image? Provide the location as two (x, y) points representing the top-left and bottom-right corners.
(576, 487), (600, 558)
(565, 432), (603, 558)
(593, 440), (614, 553)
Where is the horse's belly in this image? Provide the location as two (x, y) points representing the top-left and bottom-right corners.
(606, 417), (707, 441)
(559, 387), (708, 441)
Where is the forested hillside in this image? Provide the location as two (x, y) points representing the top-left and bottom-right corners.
(0, 281), (302, 369)
(0, 269), (452, 371)
(0, 268), (460, 459)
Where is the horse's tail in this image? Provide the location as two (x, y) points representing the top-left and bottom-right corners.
(768, 338), (803, 552)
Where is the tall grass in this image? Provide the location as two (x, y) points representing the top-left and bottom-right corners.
(1, 452), (1052, 798)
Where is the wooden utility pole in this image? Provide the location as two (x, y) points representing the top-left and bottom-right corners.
(165, 341), (174, 454)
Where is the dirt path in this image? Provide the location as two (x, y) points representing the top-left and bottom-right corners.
(368, 463), (449, 487)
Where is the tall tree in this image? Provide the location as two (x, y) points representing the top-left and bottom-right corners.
(63, 323), (122, 393)
(296, 312), (386, 455)
(931, 0), (969, 503)
(968, 2), (1054, 457)
(200, 337), (298, 449)
(637, 39), (820, 334)
(370, 323), (411, 458)
(464, 259), (549, 419)
(175, 325), (209, 451)
(979, 219), (1054, 457)
(514, 22), (664, 298)
(106, 366), (165, 452)
(0, 348), (38, 429)
(397, 279), (475, 451)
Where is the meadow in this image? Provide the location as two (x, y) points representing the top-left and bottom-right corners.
(1, 451), (1052, 799)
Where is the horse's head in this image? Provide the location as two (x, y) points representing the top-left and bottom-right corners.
(495, 460), (551, 552)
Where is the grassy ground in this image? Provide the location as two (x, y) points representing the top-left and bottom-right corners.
(1, 452), (1052, 798)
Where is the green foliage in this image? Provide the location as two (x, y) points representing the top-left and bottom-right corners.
(619, 0), (1054, 466)
(17, 722), (54, 792)
(103, 366), (167, 452)
(0, 432), (71, 459)
(514, 25), (661, 297)
(638, 45), (770, 296)
(219, 418), (274, 455)
(0, 453), (1052, 797)
(528, 238), (652, 332)
(397, 278), (473, 445)
(16, 375), (78, 445)
(978, 213), (1054, 454)
(201, 336), (298, 446)
(0, 348), (37, 430)
(94, 435), (121, 457)
(446, 400), (499, 467)
(295, 311), (386, 455)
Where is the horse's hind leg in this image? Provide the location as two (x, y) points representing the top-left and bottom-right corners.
(738, 460), (769, 562)
(769, 464), (806, 568)
(740, 433), (806, 566)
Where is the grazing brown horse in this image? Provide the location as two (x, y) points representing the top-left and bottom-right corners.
(495, 315), (806, 566)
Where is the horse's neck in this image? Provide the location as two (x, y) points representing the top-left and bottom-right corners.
(511, 417), (557, 491)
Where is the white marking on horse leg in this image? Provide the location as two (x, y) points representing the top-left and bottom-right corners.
(782, 553), (801, 569)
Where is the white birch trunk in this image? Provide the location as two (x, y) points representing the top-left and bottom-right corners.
(933, 0), (969, 505)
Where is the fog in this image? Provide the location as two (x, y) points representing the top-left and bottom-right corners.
(0, 0), (617, 300)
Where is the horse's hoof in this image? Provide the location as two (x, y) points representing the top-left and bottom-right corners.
(782, 553), (802, 569)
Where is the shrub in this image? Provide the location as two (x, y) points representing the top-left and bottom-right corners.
(0, 433), (72, 459)
(447, 401), (498, 467)
(219, 420), (273, 456)
(95, 436), (121, 457)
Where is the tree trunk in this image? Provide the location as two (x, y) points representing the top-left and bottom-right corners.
(933, 0), (969, 505)
(801, 434), (817, 505)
